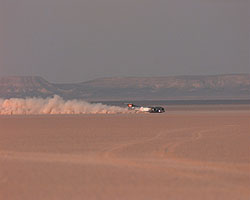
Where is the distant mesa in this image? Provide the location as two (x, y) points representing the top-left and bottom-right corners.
(0, 76), (59, 98)
(0, 74), (250, 100)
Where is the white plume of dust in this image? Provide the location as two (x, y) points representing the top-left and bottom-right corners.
(0, 95), (130, 115)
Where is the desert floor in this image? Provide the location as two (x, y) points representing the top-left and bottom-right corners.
(0, 107), (249, 200)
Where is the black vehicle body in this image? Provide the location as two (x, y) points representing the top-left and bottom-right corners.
(127, 104), (165, 113)
(149, 107), (165, 113)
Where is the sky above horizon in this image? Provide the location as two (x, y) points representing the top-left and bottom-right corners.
(0, 0), (249, 83)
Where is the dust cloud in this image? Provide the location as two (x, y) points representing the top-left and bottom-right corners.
(0, 95), (129, 115)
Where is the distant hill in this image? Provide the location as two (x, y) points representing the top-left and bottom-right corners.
(0, 76), (61, 98)
(0, 74), (250, 100)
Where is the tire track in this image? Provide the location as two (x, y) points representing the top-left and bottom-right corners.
(98, 125), (250, 182)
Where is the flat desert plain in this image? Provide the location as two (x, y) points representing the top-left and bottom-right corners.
(0, 108), (250, 200)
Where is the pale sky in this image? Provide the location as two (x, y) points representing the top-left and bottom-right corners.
(0, 0), (249, 83)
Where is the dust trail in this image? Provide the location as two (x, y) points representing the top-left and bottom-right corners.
(0, 95), (129, 115)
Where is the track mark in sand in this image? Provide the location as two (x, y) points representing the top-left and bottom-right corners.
(0, 128), (191, 169)
(100, 127), (198, 160)
(97, 127), (247, 183)
(161, 125), (236, 158)
(99, 127), (204, 172)
(101, 131), (163, 159)
(0, 172), (8, 184)
(158, 126), (250, 177)
(161, 129), (205, 157)
(0, 150), (108, 165)
(99, 125), (250, 183)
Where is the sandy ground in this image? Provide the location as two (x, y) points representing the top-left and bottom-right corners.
(0, 108), (249, 200)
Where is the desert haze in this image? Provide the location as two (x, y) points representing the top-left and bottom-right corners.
(0, 108), (249, 200)
(1, 74), (250, 100)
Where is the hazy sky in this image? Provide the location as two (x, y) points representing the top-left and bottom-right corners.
(0, 0), (249, 83)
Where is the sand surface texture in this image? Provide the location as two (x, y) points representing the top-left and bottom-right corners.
(0, 110), (249, 200)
